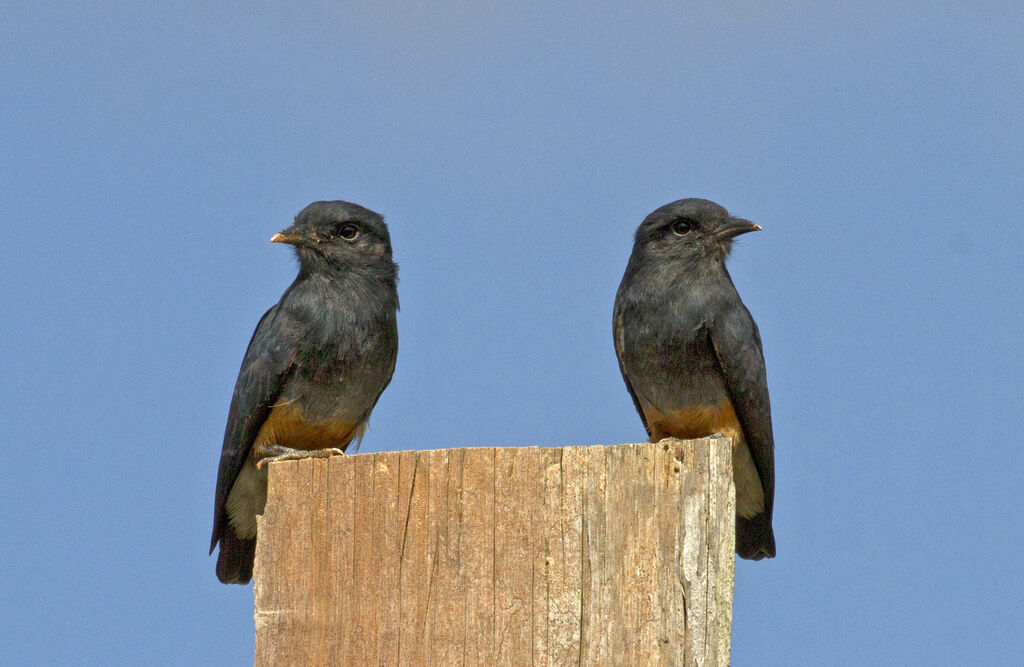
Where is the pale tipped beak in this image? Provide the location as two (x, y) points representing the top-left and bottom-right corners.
(270, 224), (305, 245)
(717, 217), (761, 239)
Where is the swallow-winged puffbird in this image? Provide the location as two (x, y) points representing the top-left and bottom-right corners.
(210, 201), (399, 583)
(613, 198), (775, 559)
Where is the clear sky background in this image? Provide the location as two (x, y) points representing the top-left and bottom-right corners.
(3, 2), (1022, 664)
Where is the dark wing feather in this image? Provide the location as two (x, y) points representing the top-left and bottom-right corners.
(613, 304), (653, 438)
(341, 313), (398, 454)
(209, 304), (299, 553)
(708, 299), (775, 519)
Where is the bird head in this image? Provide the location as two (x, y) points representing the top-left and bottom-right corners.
(272, 201), (395, 276)
(632, 198), (760, 264)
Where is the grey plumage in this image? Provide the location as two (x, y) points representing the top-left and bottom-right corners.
(210, 201), (399, 583)
(614, 198), (776, 559)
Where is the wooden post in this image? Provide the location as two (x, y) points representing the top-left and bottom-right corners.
(254, 437), (735, 666)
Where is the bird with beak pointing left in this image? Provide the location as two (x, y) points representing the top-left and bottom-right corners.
(210, 200), (399, 584)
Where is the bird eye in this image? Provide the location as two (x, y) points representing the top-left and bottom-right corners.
(672, 219), (692, 235)
(335, 223), (359, 240)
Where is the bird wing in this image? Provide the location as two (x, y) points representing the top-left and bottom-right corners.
(209, 303), (300, 553)
(613, 306), (653, 439)
(708, 300), (775, 513)
(342, 314), (399, 453)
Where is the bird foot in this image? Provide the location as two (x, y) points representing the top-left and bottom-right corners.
(256, 446), (347, 469)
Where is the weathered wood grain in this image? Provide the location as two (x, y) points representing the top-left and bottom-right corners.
(254, 438), (735, 666)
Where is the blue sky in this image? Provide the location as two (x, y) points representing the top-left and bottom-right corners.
(3, 2), (1022, 664)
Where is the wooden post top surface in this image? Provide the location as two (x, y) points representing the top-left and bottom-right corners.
(254, 437), (735, 666)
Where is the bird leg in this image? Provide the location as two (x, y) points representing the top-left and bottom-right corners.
(255, 445), (347, 469)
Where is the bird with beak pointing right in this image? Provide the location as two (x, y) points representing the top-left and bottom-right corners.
(614, 198), (776, 559)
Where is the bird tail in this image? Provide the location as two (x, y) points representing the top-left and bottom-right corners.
(215, 526), (257, 584)
(736, 512), (776, 560)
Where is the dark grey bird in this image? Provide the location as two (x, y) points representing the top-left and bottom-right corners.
(210, 200), (399, 583)
(613, 198), (775, 559)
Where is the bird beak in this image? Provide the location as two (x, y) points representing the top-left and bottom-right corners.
(270, 225), (304, 246)
(717, 217), (762, 239)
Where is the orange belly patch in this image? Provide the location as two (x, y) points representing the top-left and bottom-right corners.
(644, 400), (764, 518)
(253, 401), (364, 455)
(644, 400), (743, 442)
